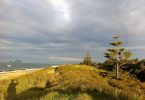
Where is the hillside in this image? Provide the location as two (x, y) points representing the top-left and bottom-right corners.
(0, 65), (145, 100)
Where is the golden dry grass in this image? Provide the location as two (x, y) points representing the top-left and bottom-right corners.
(0, 64), (145, 100)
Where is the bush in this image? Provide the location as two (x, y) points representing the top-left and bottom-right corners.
(81, 52), (98, 67)
(137, 69), (145, 82)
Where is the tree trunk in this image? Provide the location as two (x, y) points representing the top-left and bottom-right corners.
(116, 62), (119, 79)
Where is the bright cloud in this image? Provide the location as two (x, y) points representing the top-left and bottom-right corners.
(48, 0), (70, 21)
(0, 0), (145, 63)
(49, 57), (82, 62)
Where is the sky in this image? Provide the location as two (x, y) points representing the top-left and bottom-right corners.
(0, 0), (145, 63)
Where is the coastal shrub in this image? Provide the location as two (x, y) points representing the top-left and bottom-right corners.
(80, 52), (98, 67)
(137, 69), (145, 82)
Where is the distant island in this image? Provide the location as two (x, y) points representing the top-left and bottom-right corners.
(9, 60), (23, 64)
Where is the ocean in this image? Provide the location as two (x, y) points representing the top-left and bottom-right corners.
(0, 62), (53, 72)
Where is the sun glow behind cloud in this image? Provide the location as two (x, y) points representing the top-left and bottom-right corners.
(49, 0), (71, 21)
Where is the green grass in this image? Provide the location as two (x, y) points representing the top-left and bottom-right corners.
(0, 64), (145, 100)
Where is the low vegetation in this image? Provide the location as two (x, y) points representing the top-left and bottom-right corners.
(0, 65), (145, 100)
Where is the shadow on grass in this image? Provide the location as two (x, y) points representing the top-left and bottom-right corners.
(50, 87), (128, 100)
(15, 80), (53, 100)
(5, 79), (18, 100)
(15, 86), (127, 100)
(8, 80), (128, 100)
(57, 90), (124, 100)
(15, 88), (127, 100)
(16, 87), (47, 100)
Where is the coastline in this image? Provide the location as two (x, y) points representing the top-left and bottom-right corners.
(0, 68), (43, 80)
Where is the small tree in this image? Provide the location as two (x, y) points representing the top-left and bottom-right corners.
(81, 52), (97, 66)
(104, 35), (132, 79)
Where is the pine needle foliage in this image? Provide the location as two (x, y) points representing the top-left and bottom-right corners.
(104, 35), (132, 79)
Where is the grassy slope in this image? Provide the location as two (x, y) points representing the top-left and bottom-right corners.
(0, 64), (145, 100)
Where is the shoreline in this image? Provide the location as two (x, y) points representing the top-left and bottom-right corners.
(0, 68), (43, 74)
(0, 65), (60, 80)
(0, 68), (43, 80)
(0, 65), (59, 74)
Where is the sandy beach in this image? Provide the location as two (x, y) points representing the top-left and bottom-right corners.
(0, 68), (42, 80)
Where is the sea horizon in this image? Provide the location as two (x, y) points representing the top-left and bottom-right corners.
(0, 62), (55, 71)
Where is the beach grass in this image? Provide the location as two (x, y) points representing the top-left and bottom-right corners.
(0, 64), (145, 100)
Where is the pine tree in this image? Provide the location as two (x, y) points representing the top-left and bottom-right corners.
(104, 35), (132, 79)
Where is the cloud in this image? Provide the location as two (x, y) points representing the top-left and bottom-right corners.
(0, 0), (145, 62)
(49, 57), (82, 62)
(126, 46), (145, 50)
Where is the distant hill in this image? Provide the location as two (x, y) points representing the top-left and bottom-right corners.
(0, 64), (145, 100)
(10, 60), (23, 64)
